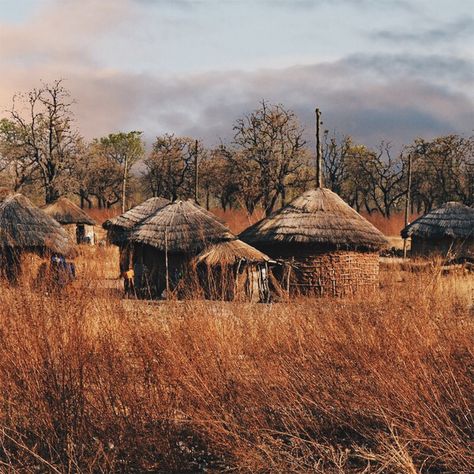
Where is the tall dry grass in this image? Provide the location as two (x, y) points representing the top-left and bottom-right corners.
(0, 247), (472, 472)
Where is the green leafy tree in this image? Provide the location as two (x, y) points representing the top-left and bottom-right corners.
(98, 131), (144, 212)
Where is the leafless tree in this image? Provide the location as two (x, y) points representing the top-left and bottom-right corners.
(0, 80), (82, 203)
(233, 101), (307, 216)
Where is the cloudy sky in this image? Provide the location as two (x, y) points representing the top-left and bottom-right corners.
(0, 0), (473, 150)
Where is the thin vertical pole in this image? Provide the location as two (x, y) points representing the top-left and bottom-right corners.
(403, 153), (412, 259)
(165, 229), (169, 299)
(194, 139), (199, 204)
(315, 108), (323, 189)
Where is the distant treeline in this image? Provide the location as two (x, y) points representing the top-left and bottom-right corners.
(1, 80), (472, 216)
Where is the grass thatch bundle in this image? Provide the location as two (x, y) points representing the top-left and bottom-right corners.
(129, 200), (235, 253)
(194, 239), (270, 266)
(42, 197), (96, 226)
(103, 197), (170, 247)
(240, 188), (388, 251)
(0, 194), (73, 255)
(103, 197), (170, 232)
(401, 201), (474, 239)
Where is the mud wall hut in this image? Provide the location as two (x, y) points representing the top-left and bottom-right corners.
(193, 239), (272, 302)
(42, 197), (96, 244)
(401, 202), (474, 260)
(127, 200), (234, 298)
(0, 194), (73, 282)
(102, 197), (170, 273)
(240, 188), (388, 297)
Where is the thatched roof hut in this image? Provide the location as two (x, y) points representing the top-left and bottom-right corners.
(0, 194), (73, 255)
(0, 194), (74, 281)
(193, 239), (272, 302)
(103, 197), (170, 236)
(124, 200), (235, 298)
(42, 197), (96, 226)
(42, 197), (96, 244)
(194, 239), (270, 266)
(401, 201), (474, 259)
(129, 199), (234, 253)
(102, 196), (170, 275)
(240, 188), (388, 296)
(241, 188), (387, 250)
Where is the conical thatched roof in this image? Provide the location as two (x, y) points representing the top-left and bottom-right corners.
(240, 188), (388, 251)
(129, 200), (235, 253)
(0, 194), (74, 255)
(42, 197), (96, 225)
(103, 197), (170, 231)
(194, 239), (271, 266)
(401, 202), (474, 239)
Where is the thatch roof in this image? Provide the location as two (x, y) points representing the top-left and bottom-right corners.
(0, 194), (74, 255)
(194, 239), (271, 266)
(103, 197), (170, 231)
(42, 197), (96, 225)
(129, 200), (235, 253)
(240, 188), (388, 251)
(401, 202), (474, 240)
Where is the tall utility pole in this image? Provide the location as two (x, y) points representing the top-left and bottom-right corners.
(403, 153), (412, 258)
(315, 108), (323, 188)
(194, 139), (199, 204)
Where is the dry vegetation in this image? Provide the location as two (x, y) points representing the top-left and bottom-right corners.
(0, 239), (472, 473)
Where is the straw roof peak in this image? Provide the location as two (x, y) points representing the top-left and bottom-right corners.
(129, 199), (235, 253)
(103, 196), (170, 231)
(42, 197), (96, 225)
(0, 193), (74, 255)
(195, 239), (271, 266)
(240, 187), (388, 250)
(401, 201), (474, 239)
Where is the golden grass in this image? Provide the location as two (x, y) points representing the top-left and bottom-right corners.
(0, 246), (471, 472)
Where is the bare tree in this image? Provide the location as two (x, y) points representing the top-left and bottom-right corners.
(0, 80), (82, 203)
(142, 134), (204, 201)
(233, 101), (307, 216)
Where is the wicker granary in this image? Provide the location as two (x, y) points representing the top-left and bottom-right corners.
(43, 197), (96, 244)
(103, 197), (170, 273)
(0, 194), (74, 281)
(127, 200), (235, 297)
(240, 188), (388, 296)
(193, 239), (272, 302)
(401, 202), (474, 260)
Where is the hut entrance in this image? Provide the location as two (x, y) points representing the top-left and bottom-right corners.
(76, 224), (85, 244)
(0, 248), (22, 283)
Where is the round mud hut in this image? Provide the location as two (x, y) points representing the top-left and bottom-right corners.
(401, 202), (474, 260)
(42, 197), (96, 244)
(103, 197), (170, 273)
(0, 194), (74, 282)
(193, 239), (272, 302)
(239, 188), (388, 297)
(127, 200), (235, 298)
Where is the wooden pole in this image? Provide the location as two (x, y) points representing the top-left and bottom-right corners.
(315, 108), (323, 189)
(165, 229), (170, 299)
(194, 139), (199, 204)
(403, 153), (412, 259)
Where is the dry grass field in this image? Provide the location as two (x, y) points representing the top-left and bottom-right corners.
(0, 210), (472, 472)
